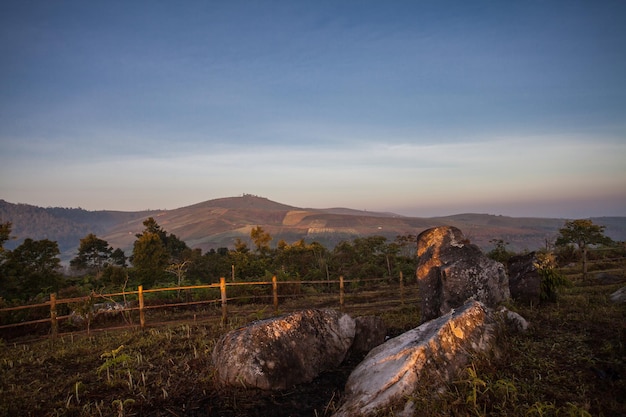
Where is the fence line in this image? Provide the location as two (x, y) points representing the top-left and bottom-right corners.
(0, 275), (407, 339)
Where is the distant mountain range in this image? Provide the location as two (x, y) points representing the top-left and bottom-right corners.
(2, 195), (625, 262)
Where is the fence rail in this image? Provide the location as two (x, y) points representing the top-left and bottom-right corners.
(0, 273), (411, 340)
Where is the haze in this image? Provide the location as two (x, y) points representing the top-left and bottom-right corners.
(1, 1), (625, 218)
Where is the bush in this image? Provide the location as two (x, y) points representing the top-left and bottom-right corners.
(535, 252), (569, 302)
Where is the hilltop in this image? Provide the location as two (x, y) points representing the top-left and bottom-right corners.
(1, 195), (625, 261)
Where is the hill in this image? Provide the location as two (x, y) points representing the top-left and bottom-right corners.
(1, 196), (625, 262)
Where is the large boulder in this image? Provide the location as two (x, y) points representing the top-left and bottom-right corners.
(212, 309), (355, 390)
(507, 252), (541, 305)
(351, 316), (387, 354)
(416, 226), (510, 322)
(333, 300), (498, 417)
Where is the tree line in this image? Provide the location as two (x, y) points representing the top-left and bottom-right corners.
(0, 217), (619, 304)
(0, 217), (419, 303)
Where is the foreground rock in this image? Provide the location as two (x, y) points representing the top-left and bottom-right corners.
(416, 226), (510, 322)
(351, 316), (387, 354)
(610, 286), (626, 304)
(212, 309), (355, 390)
(333, 300), (497, 417)
(507, 252), (541, 305)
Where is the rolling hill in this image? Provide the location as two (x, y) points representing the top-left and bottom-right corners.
(1, 195), (625, 262)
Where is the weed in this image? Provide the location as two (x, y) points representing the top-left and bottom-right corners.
(97, 345), (132, 384)
(112, 398), (135, 417)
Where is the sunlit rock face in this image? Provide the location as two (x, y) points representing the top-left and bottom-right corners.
(333, 300), (497, 417)
(212, 309), (355, 390)
(416, 226), (510, 322)
(507, 252), (541, 305)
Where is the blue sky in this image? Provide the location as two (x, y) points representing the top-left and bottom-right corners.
(1, 0), (625, 218)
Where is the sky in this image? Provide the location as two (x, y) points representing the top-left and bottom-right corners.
(1, 0), (625, 218)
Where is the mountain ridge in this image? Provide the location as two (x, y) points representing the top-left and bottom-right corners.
(1, 196), (625, 262)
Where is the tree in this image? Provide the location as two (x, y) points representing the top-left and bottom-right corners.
(1, 238), (62, 300)
(331, 236), (389, 279)
(250, 226), (272, 254)
(0, 221), (13, 271)
(110, 248), (128, 267)
(273, 239), (329, 281)
(131, 218), (191, 286)
(70, 233), (113, 274)
(394, 234), (417, 259)
(555, 219), (613, 279)
(166, 260), (190, 298)
(136, 217), (188, 262)
(0, 221), (12, 251)
(132, 232), (169, 286)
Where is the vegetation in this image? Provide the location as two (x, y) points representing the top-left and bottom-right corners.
(0, 272), (623, 416)
(0, 216), (624, 415)
(487, 239), (514, 263)
(0, 217), (418, 304)
(555, 219), (615, 280)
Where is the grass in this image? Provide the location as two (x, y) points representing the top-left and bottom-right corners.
(0, 276), (624, 416)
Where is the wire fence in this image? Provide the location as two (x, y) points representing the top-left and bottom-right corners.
(0, 273), (416, 341)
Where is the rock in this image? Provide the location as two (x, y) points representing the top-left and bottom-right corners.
(212, 309), (355, 390)
(497, 307), (530, 332)
(610, 286), (626, 304)
(416, 226), (510, 322)
(333, 300), (497, 417)
(507, 252), (541, 305)
(351, 316), (387, 354)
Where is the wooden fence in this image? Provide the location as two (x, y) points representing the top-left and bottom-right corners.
(0, 273), (411, 340)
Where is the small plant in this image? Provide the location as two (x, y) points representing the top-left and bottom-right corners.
(535, 252), (569, 302)
(112, 398), (135, 417)
(98, 345), (132, 383)
(526, 401), (556, 416)
(456, 364), (488, 415)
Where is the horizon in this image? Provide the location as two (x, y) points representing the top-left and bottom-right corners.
(1, 1), (625, 219)
(2, 194), (624, 220)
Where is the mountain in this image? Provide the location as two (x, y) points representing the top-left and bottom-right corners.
(1, 195), (625, 262)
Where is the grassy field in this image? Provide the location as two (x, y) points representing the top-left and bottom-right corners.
(0, 276), (624, 416)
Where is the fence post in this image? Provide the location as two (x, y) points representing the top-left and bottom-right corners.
(138, 285), (145, 329)
(399, 271), (404, 304)
(339, 275), (345, 311)
(50, 293), (58, 339)
(220, 277), (228, 324)
(272, 275), (278, 313)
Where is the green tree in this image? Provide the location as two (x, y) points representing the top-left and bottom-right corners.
(394, 234), (417, 259)
(70, 233), (113, 274)
(331, 236), (389, 279)
(199, 248), (230, 283)
(273, 239), (329, 281)
(0, 221), (12, 251)
(250, 226), (272, 254)
(131, 218), (190, 286)
(1, 238), (62, 300)
(555, 219), (614, 279)
(110, 248), (128, 267)
(0, 221), (13, 273)
(131, 232), (169, 286)
(136, 217), (189, 262)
